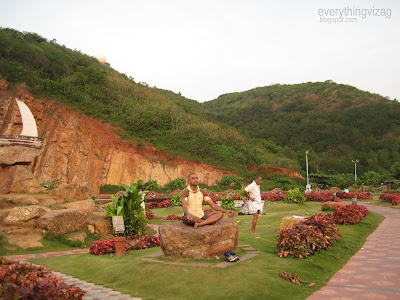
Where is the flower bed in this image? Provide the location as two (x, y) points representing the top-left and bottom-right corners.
(305, 192), (334, 202)
(89, 238), (130, 255)
(276, 213), (341, 258)
(333, 204), (369, 225)
(146, 199), (171, 209)
(379, 193), (400, 205)
(261, 192), (284, 201)
(0, 257), (85, 299)
(336, 192), (372, 200)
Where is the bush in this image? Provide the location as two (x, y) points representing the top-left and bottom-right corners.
(276, 214), (341, 258)
(333, 205), (369, 225)
(285, 188), (306, 204)
(100, 184), (125, 194)
(0, 257), (85, 299)
(305, 192), (334, 202)
(164, 214), (183, 220)
(221, 193), (235, 210)
(133, 235), (160, 250)
(215, 174), (243, 186)
(89, 238), (130, 255)
(379, 193), (400, 205)
(164, 178), (186, 191)
(170, 193), (181, 207)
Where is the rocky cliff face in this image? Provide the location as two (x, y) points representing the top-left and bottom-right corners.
(0, 90), (231, 193)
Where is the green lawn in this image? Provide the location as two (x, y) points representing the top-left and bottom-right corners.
(28, 202), (384, 300)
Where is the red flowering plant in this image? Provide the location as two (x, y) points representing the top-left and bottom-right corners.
(146, 200), (171, 209)
(333, 204), (369, 225)
(379, 193), (400, 205)
(0, 257), (85, 299)
(89, 238), (130, 255)
(276, 213), (341, 259)
(336, 192), (372, 200)
(133, 235), (160, 250)
(145, 210), (156, 220)
(261, 192), (284, 201)
(164, 214), (182, 220)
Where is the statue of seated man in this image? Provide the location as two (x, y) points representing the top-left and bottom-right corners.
(181, 173), (234, 228)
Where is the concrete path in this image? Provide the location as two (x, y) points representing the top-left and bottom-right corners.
(307, 203), (400, 300)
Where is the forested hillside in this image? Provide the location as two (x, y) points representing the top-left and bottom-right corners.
(202, 82), (400, 176)
(0, 28), (300, 178)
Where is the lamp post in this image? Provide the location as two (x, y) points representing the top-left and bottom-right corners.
(352, 159), (359, 183)
(305, 150), (310, 192)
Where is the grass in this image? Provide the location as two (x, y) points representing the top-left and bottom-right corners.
(27, 202), (384, 300)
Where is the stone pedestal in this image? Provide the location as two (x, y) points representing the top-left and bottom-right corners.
(322, 201), (343, 210)
(159, 218), (238, 259)
(279, 216), (306, 230)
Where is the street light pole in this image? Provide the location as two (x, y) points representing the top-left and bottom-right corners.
(305, 150), (309, 186)
(352, 159), (359, 183)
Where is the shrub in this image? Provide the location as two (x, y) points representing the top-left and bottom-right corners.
(89, 238), (130, 255)
(170, 193), (181, 207)
(164, 214), (182, 220)
(305, 192), (334, 202)
(276, 214), (341, 258)
(285, 188), (306, 204)
(133, 235), (160, 250)
(333, 205), (369, 225)
(379, 193), (400, 205)
(0, 257), (85, 299)
(221, 193), (235, 210)
(215, 174), (243, 186)
(164, 178), (186, 191)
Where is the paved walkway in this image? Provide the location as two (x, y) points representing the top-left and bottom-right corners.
(307, 203), (400, 300)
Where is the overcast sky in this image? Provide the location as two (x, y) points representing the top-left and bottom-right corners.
(1, 0), (399, 102)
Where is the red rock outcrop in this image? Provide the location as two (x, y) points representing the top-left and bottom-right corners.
(1, 91), (231, 193)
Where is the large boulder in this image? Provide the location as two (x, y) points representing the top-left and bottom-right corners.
(0, 146), (42, 165)
(0, 165), (43, 194)
(49, 182), (92, 200)
(3, 205), (50, 224)
(159, 218), (238, 259)
(63, 199), (95, 212)
(38, 209), (87, 233)
(1, 194), (39, 205)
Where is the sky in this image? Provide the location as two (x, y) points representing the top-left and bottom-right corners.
(0, 0), (399, 102)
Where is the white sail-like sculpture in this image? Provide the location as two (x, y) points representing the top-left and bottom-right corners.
(0, 98), (43, 149)
(16, 99), (38, 137)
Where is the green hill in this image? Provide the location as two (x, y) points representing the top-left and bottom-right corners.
(202, 82), (400, 175)
(0, 28), (300, 180)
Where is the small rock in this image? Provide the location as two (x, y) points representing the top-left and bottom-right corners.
(88, 224), (95, 234)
